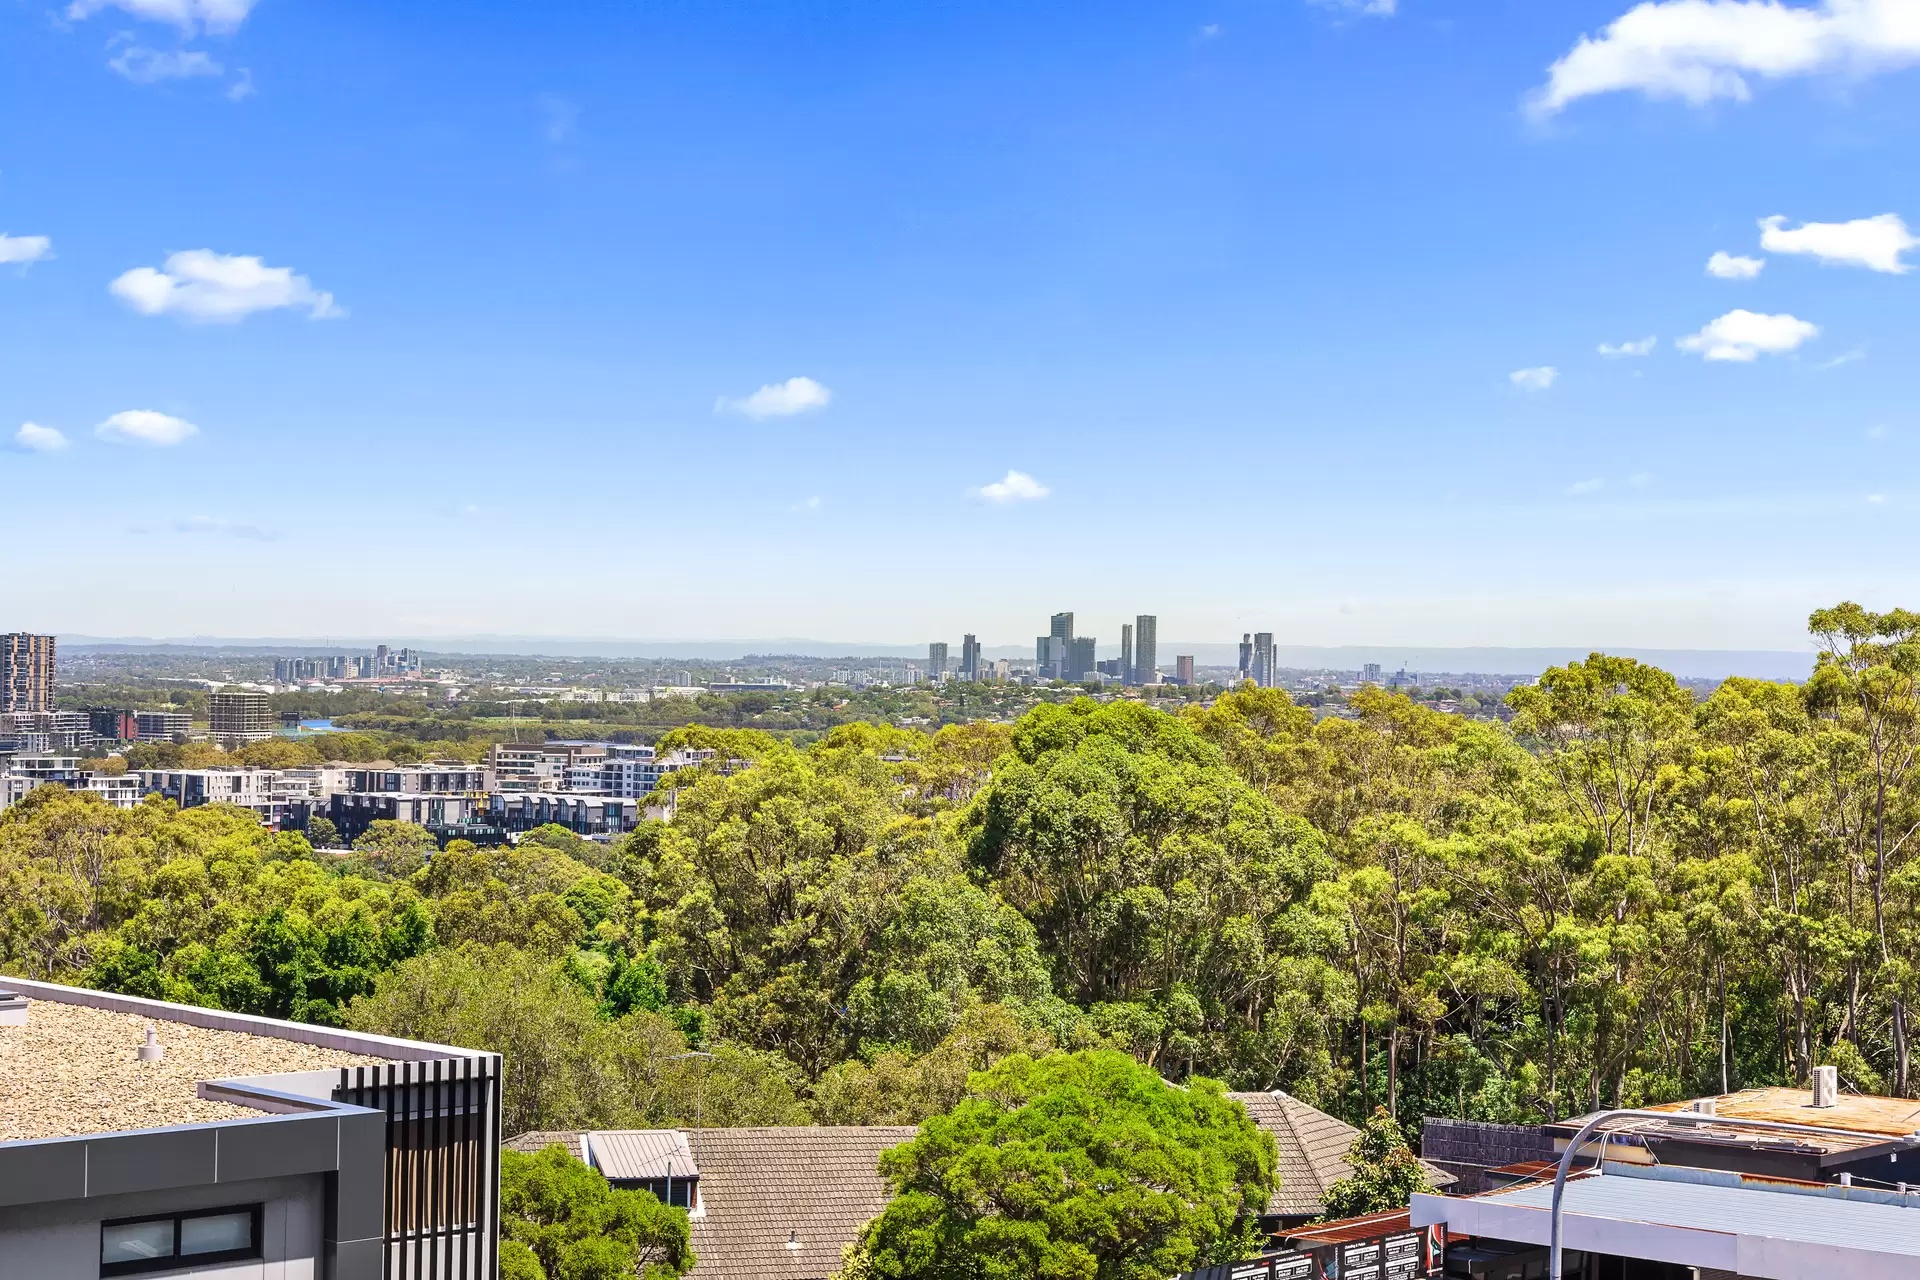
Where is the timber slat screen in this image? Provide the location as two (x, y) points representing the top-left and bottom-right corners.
(338, 1056), (503, 1280)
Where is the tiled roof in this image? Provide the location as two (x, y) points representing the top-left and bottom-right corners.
(685, 1126), (916, 1280)
(1228, 1091), (1454, 1218)
(504, 1130), (587, 1162)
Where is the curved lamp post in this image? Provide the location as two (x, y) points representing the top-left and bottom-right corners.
(1547, 1108), (1898, 1280)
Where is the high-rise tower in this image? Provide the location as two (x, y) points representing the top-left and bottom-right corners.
(1134, 615), (1158, 686)
(1, 633), (55, 714)
(1120, 624), (1134, 686)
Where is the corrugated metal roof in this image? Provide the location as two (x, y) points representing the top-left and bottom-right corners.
(588, 1129), (697, 1181)
(1477, 1168), (1920, 1257)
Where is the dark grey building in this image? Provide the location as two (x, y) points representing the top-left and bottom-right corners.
(927, 642), (948, 681)
(1119, 625), (1133, 686)
(959, 635), (981, 681)
(0, 977), (502, 1280)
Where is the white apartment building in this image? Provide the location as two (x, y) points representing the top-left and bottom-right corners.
(0, 757), (143, 811)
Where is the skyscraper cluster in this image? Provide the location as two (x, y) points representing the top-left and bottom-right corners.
(1238, 632), (1279, 688)
(1033, 612), (1159, 684)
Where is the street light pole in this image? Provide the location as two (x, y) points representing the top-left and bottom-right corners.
(1547, 1108), (1900, 1280)
(666, 1051), (715, 1130)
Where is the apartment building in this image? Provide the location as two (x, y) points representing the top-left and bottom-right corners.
(486, 792), (639, 838)
(323, 791), (483, 843)
(138, 769), (282, 823)
(0, 977), (501, 1280)
(345, 764), (488, 795)
(135, 710), (193, 741)
(0, 711), (94, 752)
(208, 691), (275, 746)
(0, 632), (54, 714)
(0, 757), (143, 812)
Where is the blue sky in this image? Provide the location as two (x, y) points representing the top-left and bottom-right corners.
(3, 0), (1917, 651)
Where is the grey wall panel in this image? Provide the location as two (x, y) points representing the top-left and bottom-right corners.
(86, 1125), (218, 1197)
(332, 1109), (387, 1246)
(0, 1136), (86, 1207)
(219, 1115), (341, 1184)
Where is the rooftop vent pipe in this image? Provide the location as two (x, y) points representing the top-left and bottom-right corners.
(138, 1023), (164, 1063)
(1692, 1098), (1718, 1117)
(1812, 1064), (1839, 1108)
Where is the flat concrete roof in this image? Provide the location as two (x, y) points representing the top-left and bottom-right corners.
(1, 998), (381, 1141)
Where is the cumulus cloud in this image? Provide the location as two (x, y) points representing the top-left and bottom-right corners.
(96, 409), (199, 445)
(972, 470), (1050, 504)
(716, 376), (832, 419)
(13, 423), (68, 453)
(1677, 309), (1819, 361)
(1509, 366), (1560, 391)
(108, 47), (222, 83)
(1599, 336), (1657, 357)
(1530, 0), (1920, 116)
(1707, 251), (1766, 279)
(1759, 213), (1917, 273)
(111, 250), (342, 322)
(66, 0), (256, 34)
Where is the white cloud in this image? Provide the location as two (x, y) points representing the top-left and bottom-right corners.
(1759, 213), (1917, 273)
(1868, 493), (1887, 504)
(972, 470), (1050, 504)
(0, 233), (53, 265)
(1629, 471), (1653, 487)
(96, 409), (199, 446)
(1868, 423), (1890, 439)
(1707, 251), (1765, 279)
(1531, 0), (1920, 116)
(716, 376), (832, 419)
(13, 423), (68, 453)
(66, 0), (257, 34)
(1677, 309), (1818, 361)
(1198, 23), (1222, 38)
(108, 47), (222, 83)
(1599, 336), (1657, 357)
(791, 496), (823, 514)
(1312, 0), (1397, 15)
(1510, 366), (1559, 391)
(1569, 478), (1606, 495)
(1817, 349), (1866, 370)
(226, 68), (254, 101)
(111, 250), (342, 322)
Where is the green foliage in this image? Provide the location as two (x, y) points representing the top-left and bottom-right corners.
(1318, 1107), (1433, 1220)
(501, 1145), (694, 1280)
(857, 1050), (1274, 1280)
(304, 816), (341, 848)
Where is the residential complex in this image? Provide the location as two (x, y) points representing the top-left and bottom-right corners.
(0, 632), (55, 714)
(0, 977), (502, 1280)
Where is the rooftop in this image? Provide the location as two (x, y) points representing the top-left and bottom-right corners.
(1553, 1086), (1920, 1156)
(1415, 1163), (1920, 1280)
(0, 996), (382, 1142)
(1228, 1090), (1455, 1218)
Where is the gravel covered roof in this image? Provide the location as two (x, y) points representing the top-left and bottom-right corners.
(0, 997), (383, 1142)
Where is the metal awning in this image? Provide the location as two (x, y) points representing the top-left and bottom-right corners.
(584, 1130), (698, 1182)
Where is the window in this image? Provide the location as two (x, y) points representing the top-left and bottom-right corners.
(100, 1205), (261, 1276)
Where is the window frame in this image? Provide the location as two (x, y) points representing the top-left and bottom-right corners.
(99, 1203), (264, 1277)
